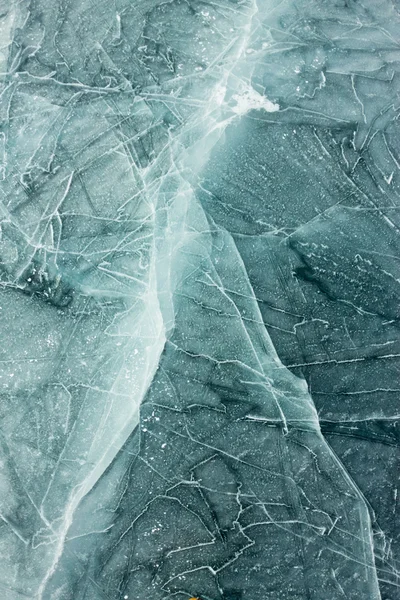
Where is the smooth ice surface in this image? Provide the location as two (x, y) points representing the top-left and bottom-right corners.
(0, 0), (399, 598)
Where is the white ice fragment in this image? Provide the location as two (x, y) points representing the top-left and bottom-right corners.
(232, 86), (279, 115)
(385, 172), (394, 185)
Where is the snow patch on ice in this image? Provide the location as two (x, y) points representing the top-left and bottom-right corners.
(232, 86), (279, 114)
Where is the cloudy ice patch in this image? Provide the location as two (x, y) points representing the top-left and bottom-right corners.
(232, 85), (279, 114)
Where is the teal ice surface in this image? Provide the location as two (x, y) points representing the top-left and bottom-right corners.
(0, 0), (398, 598)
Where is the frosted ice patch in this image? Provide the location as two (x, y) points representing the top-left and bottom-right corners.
(211, 83), (227, 107)
(232, 86), (279, 114)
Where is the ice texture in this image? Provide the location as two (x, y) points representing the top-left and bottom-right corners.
(0, 0), (399, 598)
